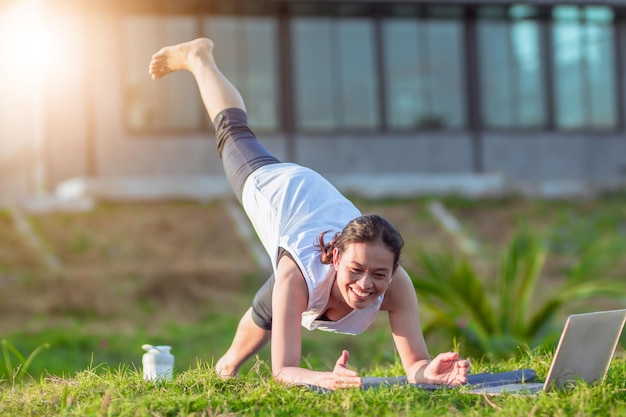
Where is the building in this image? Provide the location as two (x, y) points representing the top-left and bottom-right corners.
(1, 0), (626, 205)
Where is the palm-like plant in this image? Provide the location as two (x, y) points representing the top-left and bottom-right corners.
(410, 228), (626, 360)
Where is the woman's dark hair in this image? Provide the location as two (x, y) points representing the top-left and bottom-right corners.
(317, 214), (404, 271)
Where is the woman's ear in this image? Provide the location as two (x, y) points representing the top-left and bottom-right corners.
(332, 247), (340, 270)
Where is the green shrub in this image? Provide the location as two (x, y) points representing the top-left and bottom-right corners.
(410, 227), (626, 360)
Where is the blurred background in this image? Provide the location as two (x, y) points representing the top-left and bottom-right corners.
(1, 0), (625, 382)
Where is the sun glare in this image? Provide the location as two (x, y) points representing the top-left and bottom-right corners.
(0, 0), (66, 83)
(0, 0), (74, 195)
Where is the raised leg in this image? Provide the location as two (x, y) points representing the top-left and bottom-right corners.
(150, 39), (274, 376)
(215, 307), (271, 378)
(148, 38), (245, 122)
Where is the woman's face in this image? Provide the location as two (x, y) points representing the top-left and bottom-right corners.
(333, 241), (395, 310)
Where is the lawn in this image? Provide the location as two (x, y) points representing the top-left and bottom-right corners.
(1, 354), (625, 416)
(0, 194), (625, 415)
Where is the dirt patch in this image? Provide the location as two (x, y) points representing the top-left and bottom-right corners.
(0, 200), (264, 333)
(0, 211), (47, 273)
(1, 196), (624, 335)
(30, 201), (254, 268)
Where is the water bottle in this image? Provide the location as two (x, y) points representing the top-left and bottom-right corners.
(142, 344), (174, 381)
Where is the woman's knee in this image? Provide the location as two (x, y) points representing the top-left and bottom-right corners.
(213, 108), (254, 157)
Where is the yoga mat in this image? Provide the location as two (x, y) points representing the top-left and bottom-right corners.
(304, 369), (537, 393)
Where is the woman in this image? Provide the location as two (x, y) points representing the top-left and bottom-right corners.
(149, 38), (468, 390)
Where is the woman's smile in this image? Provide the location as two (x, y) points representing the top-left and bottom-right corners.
(349, 285), (371, 300)
(333, 241), (395, 309)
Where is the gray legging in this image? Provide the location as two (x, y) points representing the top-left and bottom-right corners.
(214, 107), (280, 202)
(214, 107), (280, 330)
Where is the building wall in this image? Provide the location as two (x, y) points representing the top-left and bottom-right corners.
(4, 1), (626, 205)
(483, 134), (626, 183)
(294, 133), (474, 175)
(43, 3), (626, 191)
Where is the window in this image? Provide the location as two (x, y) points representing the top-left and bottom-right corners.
(382, 14), (465, 130)
(292, 17), (380, 132)
(123, 16), (204, 132)
(478, 5), (546, 129)
(552, 6), (617, 129)
(123, 4), (622, 136)
(203, 17), (279, 131)
(123, 15), (279, 133)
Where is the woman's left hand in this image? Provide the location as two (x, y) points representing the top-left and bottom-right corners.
(423, 352), (469, 386)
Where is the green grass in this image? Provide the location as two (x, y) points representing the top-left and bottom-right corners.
(0, 315), (401, 384)
(1, 355), (625, 416)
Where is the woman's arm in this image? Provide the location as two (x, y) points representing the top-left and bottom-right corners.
(382, 267), (468, 385)
(270, 256), (362, 390)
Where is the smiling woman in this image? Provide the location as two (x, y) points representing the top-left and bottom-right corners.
(148, 37), (470, 391)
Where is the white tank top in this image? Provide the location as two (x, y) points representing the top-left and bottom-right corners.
(241, 163), (384, 335)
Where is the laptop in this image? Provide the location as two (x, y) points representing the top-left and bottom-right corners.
(468, 309), (626, 395)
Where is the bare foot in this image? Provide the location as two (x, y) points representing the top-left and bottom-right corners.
(148, 38), (214, 80)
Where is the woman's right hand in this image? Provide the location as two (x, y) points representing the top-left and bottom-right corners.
(318, 350), (362, 390)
